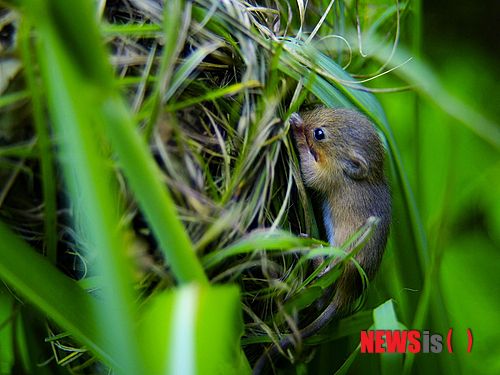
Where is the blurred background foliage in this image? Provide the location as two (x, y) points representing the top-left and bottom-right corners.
(371, 0), (500, 374)
(0, 0), (498, 374)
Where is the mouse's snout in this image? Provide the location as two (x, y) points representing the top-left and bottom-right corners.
(289, 112), (303, 129)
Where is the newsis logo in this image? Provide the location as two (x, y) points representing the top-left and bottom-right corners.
(360, 329), (473, 354)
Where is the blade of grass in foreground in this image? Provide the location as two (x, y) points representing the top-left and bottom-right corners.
(0, 222), (115, 368)
(19, 19), (58, 264)
(36, 27), (145, 375)
(24, 0), (145, 373)
(19, 0), (210, 372)
(138, 285), (251, 375)
(28, 0), (209, 285)
(96, 0), (210, 286)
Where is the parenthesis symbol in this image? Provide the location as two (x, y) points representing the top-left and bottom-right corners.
(446, 328), (453, 353)
(467, 328), (473, 353)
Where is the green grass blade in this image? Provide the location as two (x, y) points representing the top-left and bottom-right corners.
(138, 285), (251, 375)
(144, 0), (190, 139)
(19, 19), (58, 264)
(24, 0), (209, 287)
(0, 292), (14, 373)
(24, 0), (146, 373)
(280, 39), (387, 120)
(165, 42), (224, 102)
(166, 80), (261, 112)
(0, 90), (29, 109)
(0, 222), (115, 367)
(100, 97), (209, 285)
(202, 229), (323, 268)
(101, 23), (162, 37)
(0, 140), (37, 158)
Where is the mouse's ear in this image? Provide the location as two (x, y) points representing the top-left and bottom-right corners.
(341, 151), (368, 179)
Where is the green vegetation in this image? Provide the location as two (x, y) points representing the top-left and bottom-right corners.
(0, 0), (498, 374)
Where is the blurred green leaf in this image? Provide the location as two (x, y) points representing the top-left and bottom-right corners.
(439, 235), (500, 375)
(138, 284), (251, 375)
(0, 222), (114, 367)
(0, 292), (14, 374)
(359, 35), (500, 150)
(19, 18), (58, 264)
(24, 0), (146, 373)
(0, 90), (29, 109)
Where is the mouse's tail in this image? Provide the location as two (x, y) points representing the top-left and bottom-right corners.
(252, 302), (339, 374)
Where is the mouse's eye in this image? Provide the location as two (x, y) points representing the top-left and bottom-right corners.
(313, 128), (325, 141)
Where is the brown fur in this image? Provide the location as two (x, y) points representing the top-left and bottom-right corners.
(253, 108), (391, 374)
